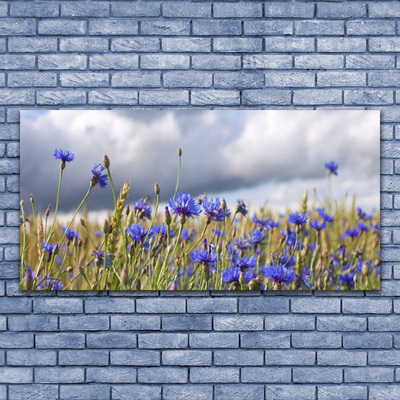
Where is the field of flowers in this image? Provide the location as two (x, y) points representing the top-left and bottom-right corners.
(20, 149), (380, 291)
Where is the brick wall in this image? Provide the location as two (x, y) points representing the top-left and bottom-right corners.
(0, 1), (399, 399)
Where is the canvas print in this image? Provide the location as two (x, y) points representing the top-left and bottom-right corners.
(20, 110), (380, 291)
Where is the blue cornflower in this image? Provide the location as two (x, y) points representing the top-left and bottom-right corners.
(222, 266), (253, 284)
(169, 192), (201, 220)
(181, 228), (195, 242)
(54, 148), (75, 163)
(94, 229), (103, 238)
(340, 272), (355, 288)
(269, 220), (280, 229)
(357, 222), (370, 233)
(232, 255), (257, 271)
(309, 219), (327, 232)
(41, 242), (58, 256)
(212, 228), (225, 237)
(288, 212), (308, 227)
(253, 214), (270, 230)
(263, 264), (296, 286)
(202, 197), (231, 222)
(91, 163), (108, 189)
(325, 161), (338, 176)
(38, 274), (63, 290)
(233, 238), (251, 252)
(191, 248), (217, 268)
(246, 230), (267, 246)
(371, 223), (380, 234)
(63, 227), (79, 242)
(235, 200), (248, 217)
(127, 223), (154, 244)
(317, 208), (334, 223)
(153, 224), (175, 239)
(134, 198), (152, 221)
(357, 207), (372, 221)
(92, 249), (112, 268)
(345, 228), (360, 239)
(281, 255), (296, 267)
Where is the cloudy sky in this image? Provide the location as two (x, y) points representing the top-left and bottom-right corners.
(20, 110), (380, 217)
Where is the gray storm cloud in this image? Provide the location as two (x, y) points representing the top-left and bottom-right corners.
(20, 110), (380, 213)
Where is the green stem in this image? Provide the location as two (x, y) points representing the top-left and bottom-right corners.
(173, 152), (182, 200)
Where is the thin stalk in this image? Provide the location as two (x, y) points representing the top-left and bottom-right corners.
(173, 150), (182, 199)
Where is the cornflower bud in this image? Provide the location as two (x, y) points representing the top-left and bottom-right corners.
(103, 154), (110, 169)
(30, 194), (34, 205)
(165, 206), (171, 226)
(154, 183), (160, 195)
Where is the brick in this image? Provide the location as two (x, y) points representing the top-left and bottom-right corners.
(190, 367), (239, 383)
(39, 20), (86, 35)
(193, 20), (241, 36)
(346, 55), (395, 69)
(60, 72), (109, 87)
(242, 89), (291, 105)
(265, 350), (315, 366)
(85, 298), (135, 313)
(294, 89), (342, 105)
(62, 2), (110, 17)
(111, 315), (160, 330)
(140, 90), (188, 105)
(112, 2), (159, 17)
(35, 367), (84, 383)
(7, 349), (56, 366)
(214, 350), (263, 366)
(0, 367), (32, 383)
(265, 385), (316, 400)
(0, 333), (33, 348)
(110, 350), (159, 366)
(8, 315), (57, 331)
(141, 21), (189, 36)
(112, 38), (160, 52)
(292, 298), (341, 313)
(35, 333), (84, 349)
(369, 316), (400, 331)
(162, 38), (210, 53)
(369, 350), (400, 366)
(239, 297), (288, 313)
(318, 385), (367, 400)
(318, 350), (366, 366)
(162, 315), (211, 331)
(265, 37), (314, 52)
(163, 2), (210, 18)
(215, 385), (264, 400)
(242, 367), (291, 383)
(139, 333), (187, 349)
(264, 2), (314, 18)
(162, 350), (211, 366)
(213, 3), (262, 18)
(34, 298), (83, 314)
(89, 19), (138, 35)
(87, 332), (136, 348)
(0, 55), (35, 70)
(265, 315), (315, 331)
(292, 333), (341, 349)
(293, 367), (342, 383)
(243, 55), (292, 70)
(187, 298), (237, 313)
(318, 38), (366, 53)
(369, 3), (400, 18)
(112, 385), (161, 400)
(0, 297), (31, 313)
(214, 315), (263, 331)
(370, 38), (400, 53)
(192, 55), (241, 70)
(317, 3), (366, 19)
(318, 72), (366, 87)
(9, 37), (57, 53)
(11, 2), (59, 17)
(60, 385), (110, 400)
(37, 90), (86, 105)
(295, 20), (344, 36)
(345, 367), (393, 383)
(59, 350), (109, 366)
(60, 38), (108, 52)
(214, 38), (262, 53)
(244, 21), (292, 36)
(112, 71), (160, 88)
(241, 333), (290, 349)
(86, 367), (136, 383)
(317, 316), (366, 331)
(60, 315), (109, 331)
(370, 71), (400, 87)
(295, 55), (344, 69)
(347, 20), (395, 36)
(38, 54), (87, 70)
(189, 332), (239, 348)
(9, 385), (58, 400)
(163, 385), (212, 400)
(138, 367), (187, 383)
(90, 54), (138, 70)
(0, 19), (36, 35)
(265, 72), (314, 88)
(163, 71), (211, 88)
(343, 333), (392, 349)
(344, 90), (393, 105)
(343, 299), (392, 314)
(141, 55), (189, 70)
(191, 90), (239, 106)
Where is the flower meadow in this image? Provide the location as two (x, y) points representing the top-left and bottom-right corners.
(20, 149), (380, 291)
